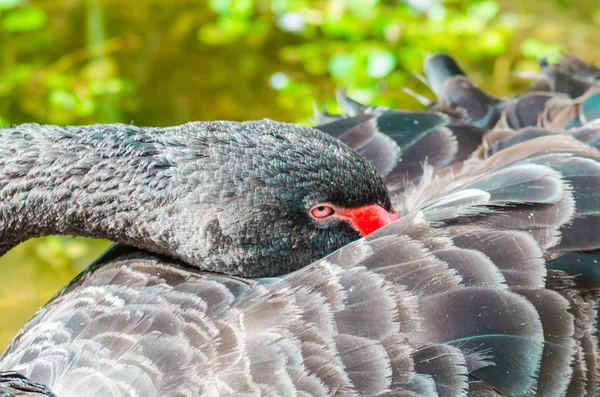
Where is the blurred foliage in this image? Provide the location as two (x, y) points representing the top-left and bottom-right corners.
(1, 0), (600, 351)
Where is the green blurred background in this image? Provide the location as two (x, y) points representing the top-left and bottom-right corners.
(1, 0), (599, 351)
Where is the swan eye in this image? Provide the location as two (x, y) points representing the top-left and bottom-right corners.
(310, 205), (335, 219)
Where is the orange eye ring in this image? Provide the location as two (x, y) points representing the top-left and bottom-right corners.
(310, 204), (335, 219)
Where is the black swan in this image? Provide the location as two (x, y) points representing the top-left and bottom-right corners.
(1, 54), (600, 396)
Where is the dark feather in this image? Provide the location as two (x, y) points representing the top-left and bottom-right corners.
(413, 287), (544, 396)
(5, 53), (600, 397)
(437, 76), (506, 128)
(316, 93), (485, 194)
(411, 344), (468, 397)
(424, 53), (467, 98)
(0, 372), (56, 397)
(547, 251), (600, 289)
(500, 92), (556, 129)
(424, 55), (509, 128)
(512, 287), (575, 397)
(540, 55), (599, 98)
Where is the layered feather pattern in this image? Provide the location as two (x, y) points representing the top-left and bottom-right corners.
(2, 54), (600, 396)
(2, 202), (597, 396)
(315, 89), (486, 195)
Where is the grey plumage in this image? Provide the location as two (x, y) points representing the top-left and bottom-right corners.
(314, 91), (486, 195)
(0, 120), (391, 277)
(1, 195), (597, 396)
(3, 53), (600, 396)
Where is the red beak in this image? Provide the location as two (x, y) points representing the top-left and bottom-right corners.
(337, 205), (400, 236)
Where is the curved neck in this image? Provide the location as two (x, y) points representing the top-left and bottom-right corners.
(0, 123), (211, 268)
(0, 121), (386, 278)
